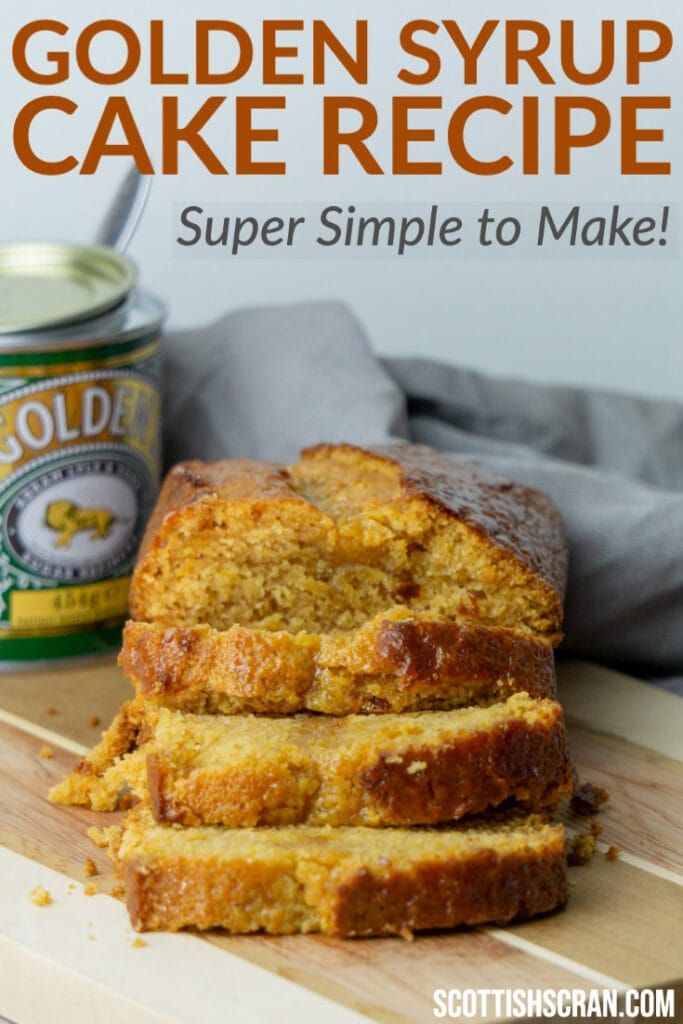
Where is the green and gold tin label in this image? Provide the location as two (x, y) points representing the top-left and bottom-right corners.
(0, 339), (161, 662)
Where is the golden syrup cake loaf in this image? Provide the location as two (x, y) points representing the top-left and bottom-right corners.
(120, 610), (557, 716)
(128, 444), (567, 644)
(48, 694), (572, 825)
(48, 440), (574, 941)
(112, 807), (568, 936)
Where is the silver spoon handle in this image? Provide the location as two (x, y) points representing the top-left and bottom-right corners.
(94, 166), (152, 252)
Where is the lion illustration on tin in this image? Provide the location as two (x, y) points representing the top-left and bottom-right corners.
(44, 500), (117, 549)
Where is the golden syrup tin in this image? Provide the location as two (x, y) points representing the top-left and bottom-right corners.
(0, 242), (164, 667)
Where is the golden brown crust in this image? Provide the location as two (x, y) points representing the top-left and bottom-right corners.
(116, 810), (568, 935)
(327, 843), (567, 935)
(303, 443), (568, 601)
(374, 618), (556, 692)
(357, 716), (573, 827)
(120, 621), (317, 713)
(144, 701), (573, 828)
(119, 615), (557, 716)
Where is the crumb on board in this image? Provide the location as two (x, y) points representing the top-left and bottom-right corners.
(87, 826), (109, 848)
(88, 715), (101, 728)
(567, 832), (597, 866)
(110, 883), (126, 900)
(45, 707), (59, 716)
(87, 824), (122, 853)
(38, 745), (54, 760)
(29, 885), (52, 906)
(588, 821), (604, 838)
(605, 845), (621, 861)
(570, 782), (610, 816)
(131, 937), (148, 948)
(84, 857), (98, 877)
(84, 882), (98, 896)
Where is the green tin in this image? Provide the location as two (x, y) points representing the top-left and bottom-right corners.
(0, 243), (165, 669)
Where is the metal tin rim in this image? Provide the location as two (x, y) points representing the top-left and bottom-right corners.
(0, 241), (137, 336)
(0, 288), (166, 354)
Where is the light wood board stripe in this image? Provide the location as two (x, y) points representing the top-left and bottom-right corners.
(0, 846), (369, 1024)
(568, 834), (683, 887)
(610, 849), (683, 885)
(486, 929), (628, 990)
(0, 706), (86, 756)
(0, 939), (173, 1024)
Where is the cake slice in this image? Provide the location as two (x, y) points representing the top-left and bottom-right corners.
(49, 694), (572, 825)
(129, 444), (567, 643)
(112, 807), (568, 935)
(120, 611), (557, 715)
(145, 694), (572, 827)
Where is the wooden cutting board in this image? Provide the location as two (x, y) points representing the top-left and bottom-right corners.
(0, 657), (681, 1024)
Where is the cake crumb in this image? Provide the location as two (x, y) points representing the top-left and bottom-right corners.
(567, 832), (597, 866)
(84, 882), (98, 896)
(131, 937), (148, 948)
(88, 715), (101, 728)
(570, 782), (609, 816)
(588, 821), (604, 838)
(87, 824), (122, 852)
(84, 857), (98, 877)
(110, 882), (126, 900)
(87, 826), (108, 848)
(38, 745), (54, 759)
(406, 760), (427, 775)
(30, 885), (52, 906)
(605, 845), (621, 861)
(45, 706), (59, 716)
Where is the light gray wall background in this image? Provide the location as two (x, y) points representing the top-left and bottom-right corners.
(1, 0), (681, 400)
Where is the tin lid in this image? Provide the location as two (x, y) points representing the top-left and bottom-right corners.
(0, 242), (136, 335)
(0, 288), (166, 354)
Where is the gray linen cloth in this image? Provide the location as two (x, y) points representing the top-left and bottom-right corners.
(167, 301), (683, 682)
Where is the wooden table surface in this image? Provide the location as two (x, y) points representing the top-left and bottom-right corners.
(0, 656), (681, 1024)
